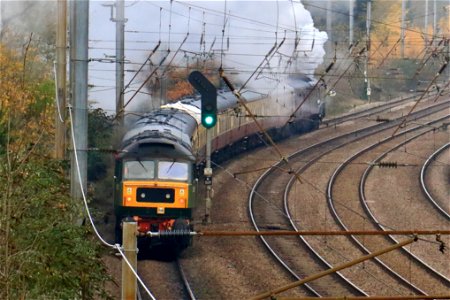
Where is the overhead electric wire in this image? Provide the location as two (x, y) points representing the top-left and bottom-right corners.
(392, 60), (449, 136)
(298, 0), (447, 40)
(90, 65), (446, 82)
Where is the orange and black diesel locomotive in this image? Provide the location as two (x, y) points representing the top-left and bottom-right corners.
(114, 76), (325, 251)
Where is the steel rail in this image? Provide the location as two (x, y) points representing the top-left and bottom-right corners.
(177, 259), (197, 300)
(282, 113), (448, 296)
(326, 122), (437, 296)
(248, 160), (323, 297)
(249, 238), (417, 300)
(358, 116), (450, 285)
(419, 142), (450, 219)
(321, 93), (433, 128)
(248, 100), (450, 297)
(325, 115), (450, 294)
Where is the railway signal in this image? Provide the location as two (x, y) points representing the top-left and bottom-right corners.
(188, 71), (217, 223)
(188, 71), (217, 129)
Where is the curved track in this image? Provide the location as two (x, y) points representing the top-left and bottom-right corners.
(420, 142), (450, 219)
(326, 115), (450, 296)
(321, 92), (447, 128)
(248, 99), (450, 296)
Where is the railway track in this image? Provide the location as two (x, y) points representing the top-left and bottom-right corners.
(133, 96), (449, 299)
(321, 91), (447, 129)
(248, 99), (450, 296)
(177, 259), (197, 300)
(326, 114), (450, 295)
(420, 142), (450, 219)
(137, 256), (196, 300)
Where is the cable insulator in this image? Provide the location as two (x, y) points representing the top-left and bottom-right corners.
(325, 62), (334, 73)
(376, 116), (390, 123)
(378, 161), (398, 168)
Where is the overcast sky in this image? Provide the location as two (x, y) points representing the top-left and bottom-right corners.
(88, 1), (328, 114)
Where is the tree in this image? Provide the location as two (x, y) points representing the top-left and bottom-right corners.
(0, 40), (111, 300)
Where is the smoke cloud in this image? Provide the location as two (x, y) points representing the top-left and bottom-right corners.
(89, 1), (328, 112)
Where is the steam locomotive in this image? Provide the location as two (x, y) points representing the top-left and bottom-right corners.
(114, 76), (325, 251)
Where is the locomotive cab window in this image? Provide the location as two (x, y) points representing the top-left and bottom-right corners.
(123, 160), (155, 180)
(158, 161), (189, 181)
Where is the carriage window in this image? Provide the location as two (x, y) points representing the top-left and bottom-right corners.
(158, 161), (189, 181)
(123, 160), (155, 180)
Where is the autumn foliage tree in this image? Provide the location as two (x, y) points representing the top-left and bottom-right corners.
(0, 40), (111, 299)
(147, 58), (222, 102)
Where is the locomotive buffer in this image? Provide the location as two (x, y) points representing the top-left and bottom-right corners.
(188, 71), (217, 223)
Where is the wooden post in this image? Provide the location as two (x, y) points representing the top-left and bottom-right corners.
(55, 0), (67, 159)
(122, 221), (137, 300)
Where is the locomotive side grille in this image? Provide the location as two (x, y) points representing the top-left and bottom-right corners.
(136, 188), (175, 203)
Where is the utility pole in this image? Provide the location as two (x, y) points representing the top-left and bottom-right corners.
(365, 0), (371, 101)
(55, 0), (67, 159)
(326, 0), (332, 45)
(447, 6), (450, 82)
(424, 0), (428, 45)
(103, 0), (127, 125)
(349, 0), (354, 47)
(121, 221), (137, 300)
(115, 0), (126, 125)
(401, 0), (406, 58)
(69, 0), (89, 200)
(433, 0), (437, 44)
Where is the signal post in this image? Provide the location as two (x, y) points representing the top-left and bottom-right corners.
(188, 71), (217, 224)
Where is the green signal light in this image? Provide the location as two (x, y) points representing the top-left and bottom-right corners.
(202, 114), (216, 128)
(204, 116), (214, 125)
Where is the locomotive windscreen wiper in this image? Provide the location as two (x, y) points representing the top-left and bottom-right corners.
(165, 160), (175, 174)
(137, 159), (148, 173)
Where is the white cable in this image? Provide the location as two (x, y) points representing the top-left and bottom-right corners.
(53, 61), (65, 123)
(68, 105), (114, 248)
(116, 244), (157, 300)
(68, 106), (156, 299)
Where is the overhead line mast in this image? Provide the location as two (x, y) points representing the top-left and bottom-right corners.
(365, 0), (371, 102)
(115, 0), (126, 126)
(69, 0), (89, 201)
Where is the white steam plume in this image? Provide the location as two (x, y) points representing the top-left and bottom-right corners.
(89, 0), (328, 112)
